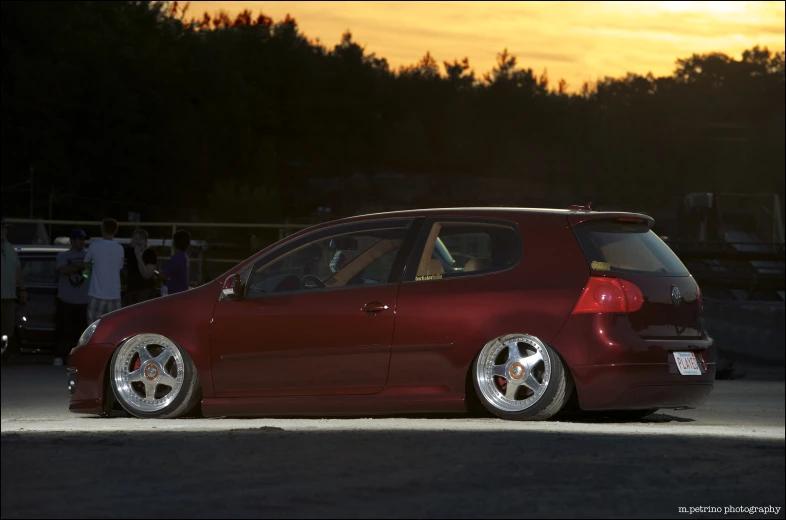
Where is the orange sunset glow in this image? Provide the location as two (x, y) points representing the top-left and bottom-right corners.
(188, 1), (785, 90)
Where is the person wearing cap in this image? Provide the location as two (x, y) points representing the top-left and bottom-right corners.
(1, 218), (27, 351)
(53, 229), (89, 366)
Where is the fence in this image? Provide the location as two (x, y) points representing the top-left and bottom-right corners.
(4, 218), (311, 241)
(5, 218), (316, 285)
(9, 217), (784, 297)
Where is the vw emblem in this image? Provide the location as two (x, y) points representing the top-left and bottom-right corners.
(144, 364), (159, 380)
(671, 286), (681, 304)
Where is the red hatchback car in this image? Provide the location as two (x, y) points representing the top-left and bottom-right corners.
(67, 207), (715, 421)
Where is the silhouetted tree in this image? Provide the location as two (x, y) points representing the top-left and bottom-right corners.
(0, 1), (782, 223)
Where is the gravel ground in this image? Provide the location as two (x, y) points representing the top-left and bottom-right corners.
(1, 363), (784, 519)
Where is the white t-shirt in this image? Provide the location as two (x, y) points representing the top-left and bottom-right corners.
(84, 238), (125, 300)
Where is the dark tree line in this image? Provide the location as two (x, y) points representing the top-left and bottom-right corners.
(1, 1), (784, 224)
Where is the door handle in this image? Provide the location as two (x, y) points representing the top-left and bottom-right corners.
(362, 301), (390, 314)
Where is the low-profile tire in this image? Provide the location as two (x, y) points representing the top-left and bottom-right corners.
(109, 333), (201, 419)
(472, 334), (573, 421)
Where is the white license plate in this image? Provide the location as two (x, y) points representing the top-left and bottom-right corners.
(673, 352), (702, 375)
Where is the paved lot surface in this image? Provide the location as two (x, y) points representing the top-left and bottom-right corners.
(2, 361), (784, 518)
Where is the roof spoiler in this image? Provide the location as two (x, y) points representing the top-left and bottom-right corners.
(567, 212), (655, 229)
(567, 201), (593, 212)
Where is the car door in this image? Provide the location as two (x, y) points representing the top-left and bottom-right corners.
(388, 217), (523, 392)
(209, 219), (418, 397)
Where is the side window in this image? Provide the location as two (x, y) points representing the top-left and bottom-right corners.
(413, 222), (519, 281)
(246, 226), (409, 297)
(21, 257), (58, 285)
(356, 248), (400, 284)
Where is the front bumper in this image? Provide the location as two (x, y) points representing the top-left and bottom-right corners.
(66, 368), (78, 395)
(67, 342), (116, 415)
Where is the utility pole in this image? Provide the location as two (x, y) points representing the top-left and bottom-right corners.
(48, 186), (54, 240)
(29, 166), (34, 218)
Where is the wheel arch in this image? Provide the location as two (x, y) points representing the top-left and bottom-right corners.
(463, 332), (578, 415)
(101, 334), (207, 415)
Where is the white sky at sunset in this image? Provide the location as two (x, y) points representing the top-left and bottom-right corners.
(188, 1), (786, 90)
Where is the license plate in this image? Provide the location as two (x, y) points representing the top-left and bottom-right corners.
(673, 352), (702, 375)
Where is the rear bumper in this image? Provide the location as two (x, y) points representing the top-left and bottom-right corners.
(570, 363), (715, 410)
(552, 313), (716, 411)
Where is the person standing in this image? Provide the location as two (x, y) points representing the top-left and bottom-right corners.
(83, 218), (124, 323)
(123, 228), (158, 306)
(1, 217), (27, 352)
(53, 229), (89, 366)
(159, 229), (191, 295)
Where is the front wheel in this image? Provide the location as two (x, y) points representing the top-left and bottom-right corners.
(472, 334), (573, 421)
(109, 334), (201, 419)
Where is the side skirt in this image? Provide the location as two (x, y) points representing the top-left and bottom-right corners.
(201, 392), (466, 418)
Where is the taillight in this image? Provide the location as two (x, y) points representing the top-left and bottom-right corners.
(696, 350), (708, 371)
(572, 276), (644, 314)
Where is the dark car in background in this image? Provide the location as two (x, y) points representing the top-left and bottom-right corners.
(2, 238), (207, 364)
(4, 242), (151, 362)
(11, 245), (69, 357)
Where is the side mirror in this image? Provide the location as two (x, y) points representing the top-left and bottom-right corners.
(232, 274), (244, 298)
(221, 273), (245, 300)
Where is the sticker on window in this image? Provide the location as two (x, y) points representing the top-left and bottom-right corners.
(415, 274), (443, 281)
(591, 261), (611, 271)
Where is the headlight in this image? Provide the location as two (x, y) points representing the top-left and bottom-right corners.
(77, 320), (100, 348)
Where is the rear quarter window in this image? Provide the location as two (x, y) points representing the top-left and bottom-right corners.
(413, 220), (521, 281)
(572, 221), (689, 276)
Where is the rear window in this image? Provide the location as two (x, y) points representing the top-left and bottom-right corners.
(21, 256), (58, 285)
(572, 221), (689, 276)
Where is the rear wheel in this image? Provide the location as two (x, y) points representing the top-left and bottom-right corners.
(109, 334), (201, 419)
(472, 334), (573, 421)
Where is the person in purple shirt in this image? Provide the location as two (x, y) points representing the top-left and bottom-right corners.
(159, 229), (191, 295)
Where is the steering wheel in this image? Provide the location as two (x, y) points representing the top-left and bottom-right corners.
(300, 274), (325, 289)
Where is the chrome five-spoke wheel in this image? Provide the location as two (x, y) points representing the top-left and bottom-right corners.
(109, 334), (201, 418)
(472, 334), (573, 421)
